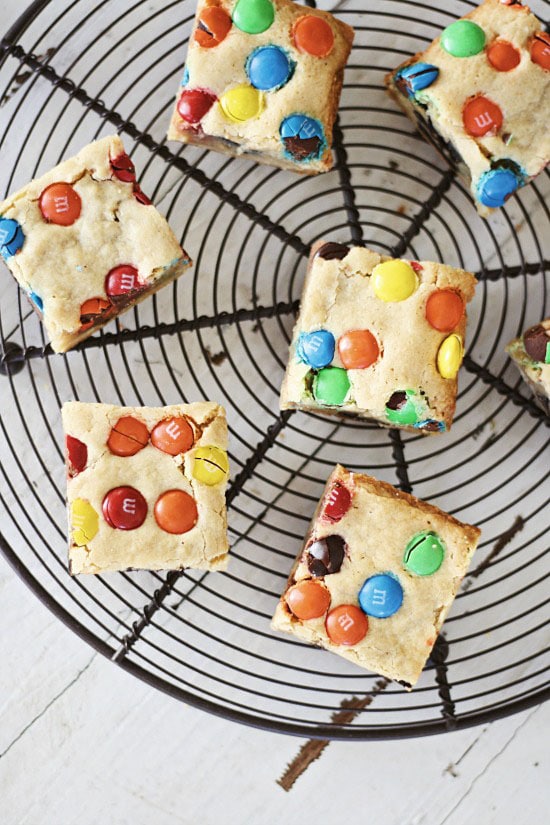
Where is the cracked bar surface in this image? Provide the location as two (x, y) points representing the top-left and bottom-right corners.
(62, 401), (229, 574)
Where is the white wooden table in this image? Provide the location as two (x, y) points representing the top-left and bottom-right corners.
(0, 2), (548, 823)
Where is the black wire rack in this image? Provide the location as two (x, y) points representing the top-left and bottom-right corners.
(0, 0), (548, 740)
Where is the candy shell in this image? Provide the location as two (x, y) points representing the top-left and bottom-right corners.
(307, 534), (346, 576)
(71, 498), (99, 546)
(110, 152), (136, 183)
(487, 40), (521, 71)
(194, 6), (232, 48)
(285, 580), (331, 620)
(246, 45), (293, 91)
(39, 182), (81, 226)
(178, 89), (217, 124)
(292, 15), (334, 58)
(105, 265), (142, 301)
(477, 166), (520, 208)
(440, 20), (486, 58)
(530, 32), (550, 71)
(79, 297), (112, 330)
(151, 416), (194, 456)
(396, 62), (439, 96)
(0, 217), (25, 259)
(426, 289), (464, 332)
(385, 389), (423, 425)
(315, 242), (350, 261)
(358, 574), (404, 618)
(338, 329), (379, 369)
(463, 96), (503, 137)
(103, 486), (147, 530)
(523, 324), (550, 363)
(372, 259), (417, 303)
(107, 416), (149, 457)
(133, 186), (152, 205)
(232, 0), (274, 35)
(154, 490), (198, 534)
(437, 334), (464, 379)
(219, 84), (263, 122)
(404, 531), (445, 576)
(297, 329), (335, 369)
(326, 605), (368, 646)
(66, 435), (87, 476)
(29, 291), (43, 312)
(280, 114), (324, 161)
(313, 367), (351, 406)
(193, 446), (229, 485)
(322, 482), (352, 523)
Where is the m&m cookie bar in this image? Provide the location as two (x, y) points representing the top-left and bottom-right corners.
(62, 401), (230, 574)
(280, 242), (477, 433)
(272, 465), (481, 687)
(506, 318), (550, 415)
(385, 0), (550, 216)
(0, 136), (191, 352)
(167, 0), (354, 173)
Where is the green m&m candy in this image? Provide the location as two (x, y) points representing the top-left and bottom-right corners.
(440, 20), (486, 58)
(385, 389), (424, 425)
(232, 0), (274, 34)
(403, 531), (445, 576)
(313, 367), (351, 406)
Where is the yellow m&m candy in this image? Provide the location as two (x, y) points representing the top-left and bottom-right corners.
(71, 498), (99, 546)
(372, 260), (418, 302)
(219, 85), (263, 123)
(437, 334), (464, 379)
(193, 446), (229, 485)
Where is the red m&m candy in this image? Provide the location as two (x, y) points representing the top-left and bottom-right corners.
(425, 289), (465, 332)
(110, 152), (136, 183)
(487, 40), (520, 71)
(177, 89), (217, 124)
(66, 435), (87, 476)
(103, 486), (147, 530)
(39, 182), (81, 226)
(133, 185), (152, 205)
(154, 490), (198, 534)
(531, 32), (550, 70)
(326, 604), (368, 646)
(105, 265), (142, 302)
(292, 15), (334, 58)
(194, 6), (232, 48)
(285, 580), (331, 620)
(338, 329), (379, 369)
(107, 416), (149, 457)
(151, 417), (195, 455)
(322, 482), (352, 523)
(462, 96), (503, 137)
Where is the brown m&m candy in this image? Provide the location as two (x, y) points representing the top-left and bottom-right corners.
(315, 242), (350, 261)
(524, 324), (550, 363)
(110, 152), (136, 183)
(66, 435), (87, 477)
(151, 417), (195, 455)
(107, 416), (149, 457)
(102, 486), (147, 530)
(326, 604), (368, 646)
(307, 534), (346, 576)
(39, 182), (82, 226)
(154, 490), (198, 534)
(285, 580), (331, 620)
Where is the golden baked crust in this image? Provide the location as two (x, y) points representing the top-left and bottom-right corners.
(272, 465), (481, 687)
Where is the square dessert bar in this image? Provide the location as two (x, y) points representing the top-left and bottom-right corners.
(62, 401), (230, 574)
(506, 318), (550, 415)
(0, 135), (191, 352)
(280, 241), (477, 433)
(272, 465), (481, 687)
(167, 0), (354, 173)
(385, 0), (550, 216)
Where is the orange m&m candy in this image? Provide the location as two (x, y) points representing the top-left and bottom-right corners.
(292, 15), (334, 58)
(154, 490), (198, 534)
(531, 32), (550, 70)
(487, 40), (520, 71)
(285, 580), (331, 620)
(39, 182), (82, 226)
(325, 604), (368, 646)
(425, 289), (465, 332)
(107, 416), (149, 457)
(151, 416), (195, 455)
(79, 297), (112, 331)
(338, 329), (379, 369)
(462, 96), (503, 137)
(194, 6), (232, 48)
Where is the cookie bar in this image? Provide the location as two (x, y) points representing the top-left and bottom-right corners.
(280, 241), (477, 433)
(167, 0), (354, 174)
(62, 401), (230, 574)
(506, 318), (550, 415)
(385, 0), (550, 216)
(0, 136), (191, 352)
(272, 465), (481, 687)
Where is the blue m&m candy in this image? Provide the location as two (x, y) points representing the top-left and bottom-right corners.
(477, 166), (521, 208)
(246, 45), (293, 91)
(280, 114), (324, 161)
(297, 329), (335, 369)
(0, 217), (25, 260)
(29, 291), (43, 312)
(359, 574), (404, 618)
(396, 62), (439, 96)
(181, 66), (190, 86)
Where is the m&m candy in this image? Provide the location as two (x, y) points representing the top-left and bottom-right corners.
(315, 242), (350, 261)
(322, 482), (352, 523)
(487, 40), (521, 71)
(0, 218), (25, 259)
(105, 265), (142, 301)
(110, 152), (136, 183)
(326, 604), (368, 646)
(71, 498), (99, 545)
(246, 46), (293, 91)
(39, 182), (82, 226)
(193, 446), (229, 485)
(178, 89), (217, 124)
(280, 115), (324, 161)
(29, 291), (43, 312)
(426, 289), (464, 332)
(292, 15), (334, 58)
(307, 534), (346, 576)
(530, 32), (550, 70)
(372, 260), (418, 302)
(107, 416), (149, 457)
(403, 531), (445, 576)
(219, 85), (263, 122)
(358, 573), (404, 619)
(66, 435), (88, 477)
(477, 166), (520, 208)
(437, 334), (464, 379)
(523, 324), (550, 363)
(440, 20), (486, 57)
(463, 96), (503, 137)
(232, 0), (274, 35)
(338, 329), (379, 369)
(396, 62), (439, 96)
(151, 416), (194, 456)
(103, 486), (148, 530)
(285, 579), (331, 620)
(132, 186), (152, 206)
(154, 490), (198, 534)
(79, 297), (112, 330)
(194, 5), (232, 48)
(297, 329), (335, 369)
(313, 366), (351, 406)
(385, 390), (423, 425)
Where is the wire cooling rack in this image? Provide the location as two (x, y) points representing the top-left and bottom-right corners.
(0, 0), (548, 740)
